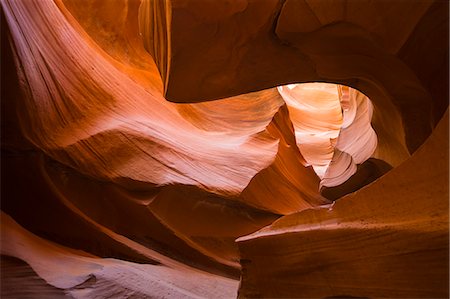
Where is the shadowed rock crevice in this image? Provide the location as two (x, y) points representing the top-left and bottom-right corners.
(1, 255), (73, 298)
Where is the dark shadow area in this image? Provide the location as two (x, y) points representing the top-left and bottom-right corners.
(321, 158), (393, 201)
(1, 255), (71, 298)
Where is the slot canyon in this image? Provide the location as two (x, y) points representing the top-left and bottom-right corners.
(0, 0), (448, 298)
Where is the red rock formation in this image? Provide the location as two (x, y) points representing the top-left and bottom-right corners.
(1, 212), (239, 298)
(142, 0), (444, 153)
(238, 110), (449, 298)
(1, 0), (448, 298)
(277, 83), (379, 189)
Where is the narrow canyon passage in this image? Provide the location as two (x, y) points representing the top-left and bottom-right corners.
(1, 0), (448, 298)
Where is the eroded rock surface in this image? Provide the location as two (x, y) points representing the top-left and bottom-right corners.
(1, 0), (448, 298)
(238, 111), (449, 298)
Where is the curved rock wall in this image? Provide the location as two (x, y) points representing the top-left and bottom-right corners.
(238, 110), (449, 298)
(1, 0), (448, 298)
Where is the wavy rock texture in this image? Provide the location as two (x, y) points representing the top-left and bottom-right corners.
(278, 83), (343, 178)
(277, 83), (378, 188)
(3, 0), (281, 197)
(142, 0), (446, 153)
(1, 0), (322, 292)
(1, 0), (448, 298)
(1, 212), (238, 298)
(238, 110), (449, 298)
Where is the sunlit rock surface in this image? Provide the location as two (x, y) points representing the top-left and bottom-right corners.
(278, 83), (343, 179)
(238, 111), (449, 298)
(142, 0), (445, 153)
(1, 0), (448, 298)
(277, 83), (378, 188)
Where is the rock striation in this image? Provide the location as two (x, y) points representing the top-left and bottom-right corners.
(1, 0), (448, 298)
(238, 110), (449, 298)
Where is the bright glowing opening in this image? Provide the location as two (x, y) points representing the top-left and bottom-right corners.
(277, 83), (377, 188)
